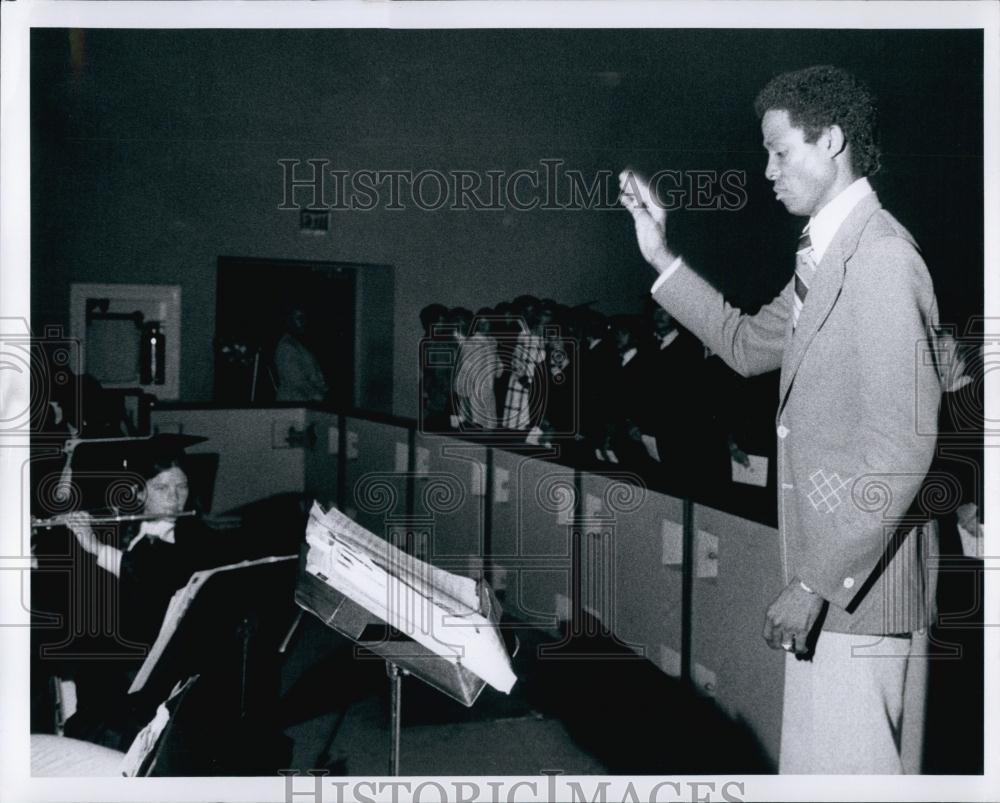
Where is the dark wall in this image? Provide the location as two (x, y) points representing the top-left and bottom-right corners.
(31, 28), (983, 416)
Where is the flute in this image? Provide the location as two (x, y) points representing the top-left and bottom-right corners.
(31, 510), (197, 530)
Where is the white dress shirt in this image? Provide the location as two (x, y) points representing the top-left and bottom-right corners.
(807, 177), (872, 262)
(96, 519), (177, 578)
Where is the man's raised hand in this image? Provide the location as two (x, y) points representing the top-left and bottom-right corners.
(618, 170), (675, 272)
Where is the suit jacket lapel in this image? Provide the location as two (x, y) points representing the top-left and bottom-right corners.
(778, 193), (883, 413)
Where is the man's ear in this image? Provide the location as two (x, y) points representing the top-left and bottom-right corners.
(824, 124), (847, 159)
(133, 483), (146, 505)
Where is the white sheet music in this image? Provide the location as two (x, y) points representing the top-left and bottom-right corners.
(304, 502), (517, 694)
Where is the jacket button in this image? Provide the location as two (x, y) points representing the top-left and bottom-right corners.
(843, 577), (855, 589)
(777, 425), (789, 439)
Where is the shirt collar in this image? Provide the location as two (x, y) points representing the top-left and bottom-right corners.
(128, 519), (176, 550)
(808, 177), (873, 262)
(658, 329), (679, 350)
(949, 375), (973, 392)
(550, 357), (570, 375)
(621, 347), (638, 366)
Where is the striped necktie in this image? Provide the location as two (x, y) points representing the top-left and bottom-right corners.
(792, 226), (816, 330)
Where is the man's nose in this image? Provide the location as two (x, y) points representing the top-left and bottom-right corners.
(764, 156), (779, 182)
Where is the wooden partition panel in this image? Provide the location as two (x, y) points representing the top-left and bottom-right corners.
(341, 416), (410, 539)
(490, 449), (574, 635)
(412, 434), (488, 579)
(690, 503), (785, 767)
(579, 474), (686, 678)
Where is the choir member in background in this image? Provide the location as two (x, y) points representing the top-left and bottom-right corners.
(273, 304), (329, 403)
(453, 308), (503, 430)
(419, 303), (452, 431)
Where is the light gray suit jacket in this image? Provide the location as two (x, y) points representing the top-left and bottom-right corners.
(653, 192), (942, 635)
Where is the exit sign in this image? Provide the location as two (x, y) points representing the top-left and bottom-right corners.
(299, 208), (330, 234)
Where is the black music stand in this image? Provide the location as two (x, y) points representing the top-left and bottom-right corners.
(128, 555), (298, 774)
(293, 504), (516, 776)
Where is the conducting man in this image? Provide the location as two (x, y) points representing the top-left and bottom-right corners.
(620, 65), (942, 773)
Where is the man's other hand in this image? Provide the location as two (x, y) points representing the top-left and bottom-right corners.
(763, 578), (825, 655)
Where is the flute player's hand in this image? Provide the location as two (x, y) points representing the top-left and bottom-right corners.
(65, 511), (99, 555)
(618, 169), (676, 273)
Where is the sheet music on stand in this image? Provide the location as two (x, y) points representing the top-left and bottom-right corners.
(119, 675), (199, 777)
(298, 501), (517, 703)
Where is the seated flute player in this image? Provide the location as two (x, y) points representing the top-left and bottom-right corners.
(56, 434), (227, 751)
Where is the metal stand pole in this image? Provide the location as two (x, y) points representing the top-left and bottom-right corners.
(250, 351), (260, 402)
(387, 661), (403, 776)
(278, 609), (304, 654)
(237, 615), (255, 719)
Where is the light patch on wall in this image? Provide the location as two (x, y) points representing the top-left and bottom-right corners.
(394, 441), (409, 473)
(554, 592), (571, 622)
(661, 519), (683, 566)
(659, 645), (682, 678)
